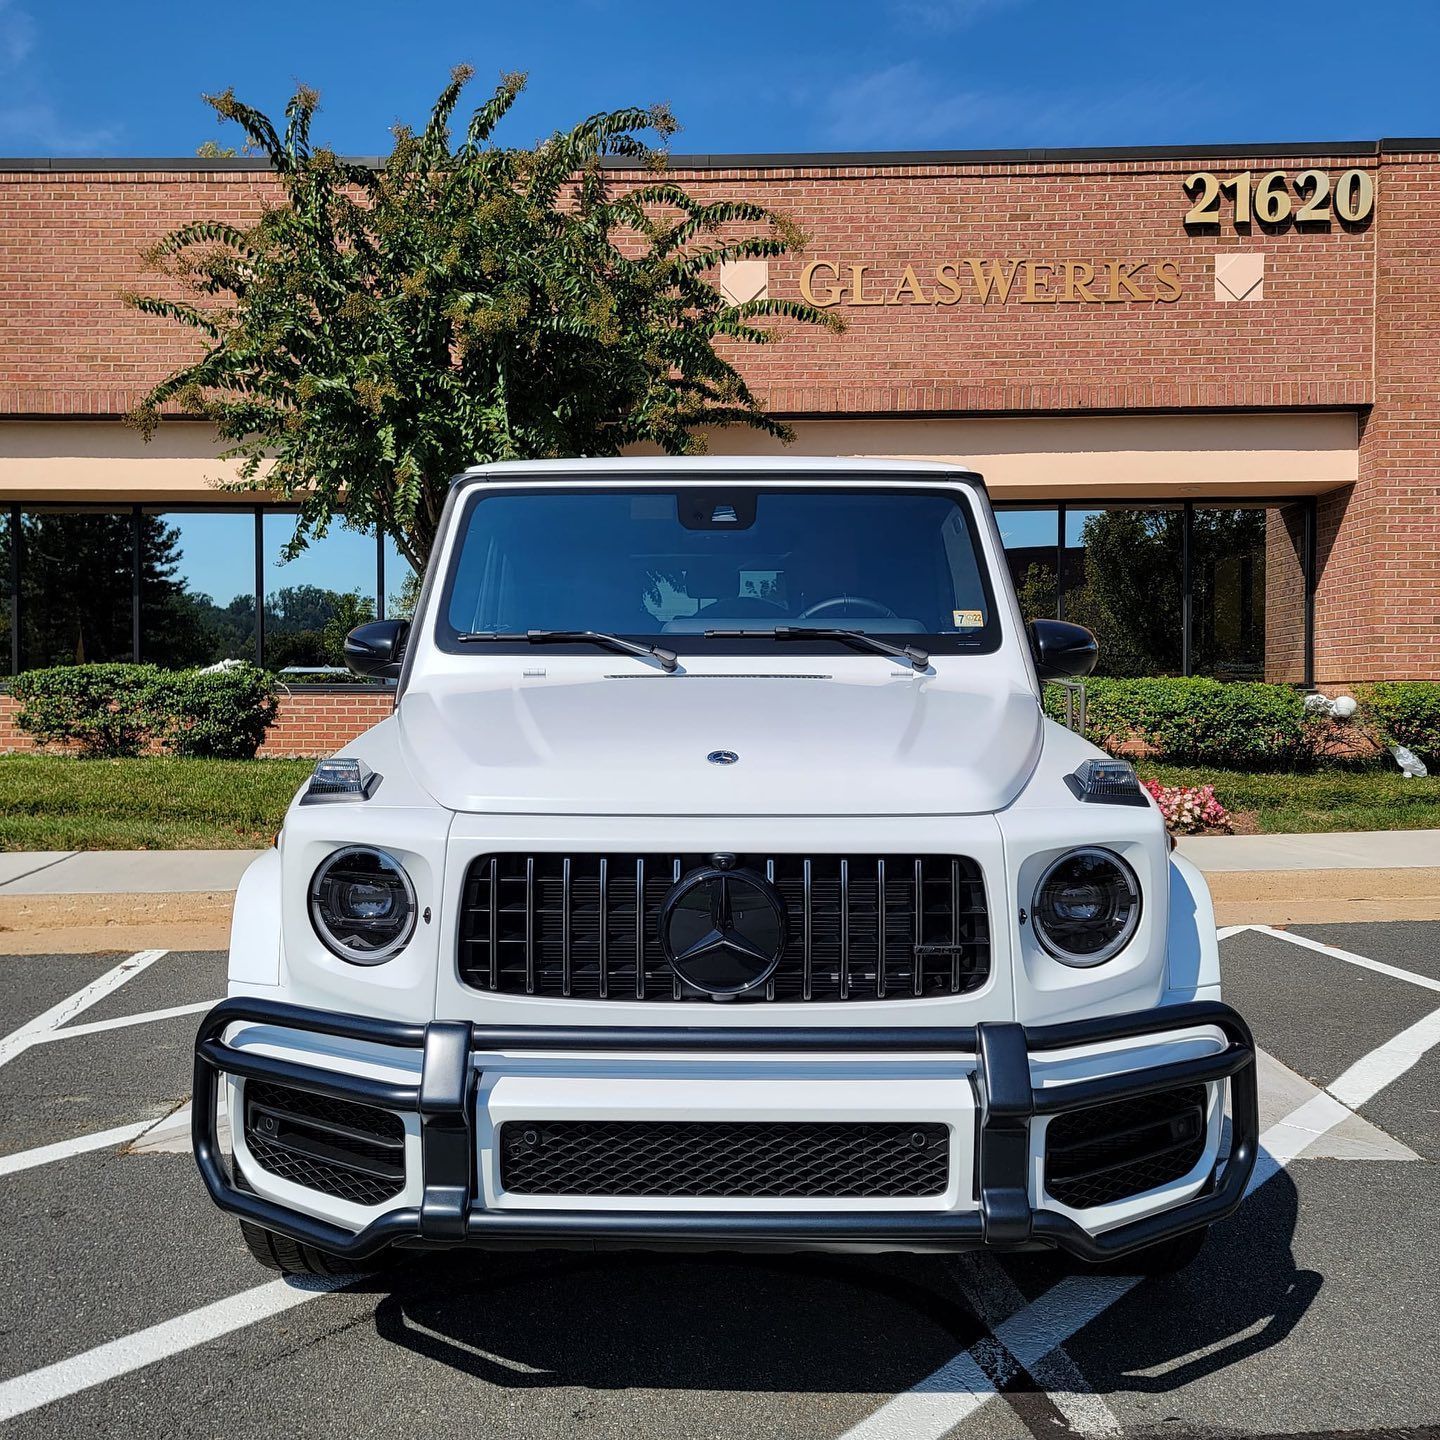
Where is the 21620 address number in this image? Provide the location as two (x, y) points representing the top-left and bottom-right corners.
(1183, 169), (1374, 228)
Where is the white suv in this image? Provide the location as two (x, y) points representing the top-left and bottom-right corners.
(194, 458), (1257, 1277)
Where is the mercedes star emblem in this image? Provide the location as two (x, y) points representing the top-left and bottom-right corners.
(707, 750), (739, 765)
(659, 862), (788, 996)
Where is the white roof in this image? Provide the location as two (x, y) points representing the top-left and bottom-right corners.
(456, 455), (985, 484)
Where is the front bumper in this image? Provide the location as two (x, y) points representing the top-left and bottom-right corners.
(193, 999), (1257, 1263)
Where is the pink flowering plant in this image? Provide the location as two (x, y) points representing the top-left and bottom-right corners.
(1142, 779), (1232, 835)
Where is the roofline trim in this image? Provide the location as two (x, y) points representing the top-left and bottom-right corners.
(3, 137), (1439, 173)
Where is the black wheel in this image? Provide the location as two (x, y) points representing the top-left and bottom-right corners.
(1090, 1226), (1208, 1276)
(232, 1160), (381, 1277)
(239, 1218), (365, 1277)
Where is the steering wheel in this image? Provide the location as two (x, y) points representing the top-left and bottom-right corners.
(797, 594), (898, 621)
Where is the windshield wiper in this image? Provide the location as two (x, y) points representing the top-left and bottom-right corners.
(456, 629), (679, 673)
(704, 626), (930, 672)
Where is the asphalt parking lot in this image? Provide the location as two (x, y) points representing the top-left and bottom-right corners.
(0, 923), (1436, 1439)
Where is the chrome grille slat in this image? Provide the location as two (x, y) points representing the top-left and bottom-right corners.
(458, 853), (989, 1004)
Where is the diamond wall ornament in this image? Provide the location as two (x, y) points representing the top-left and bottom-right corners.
(716, 258), (769, 306)
(1214, 253), (1264, 303)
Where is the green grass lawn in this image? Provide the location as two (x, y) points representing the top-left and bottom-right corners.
(1142, 763), (1440, 835)
(0, 755), (315, 850)
(0, 754), (1436, 850)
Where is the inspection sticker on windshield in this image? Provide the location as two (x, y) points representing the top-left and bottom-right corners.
(953, 609), (985, 629)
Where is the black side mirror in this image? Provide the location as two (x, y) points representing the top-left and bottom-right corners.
(343, 619), (410, 680)
(1028, 618), (1098, 681)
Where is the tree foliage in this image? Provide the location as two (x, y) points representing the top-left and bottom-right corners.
(127, 69), (840, 571)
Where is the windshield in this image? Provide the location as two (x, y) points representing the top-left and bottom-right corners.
(436, 485), (1000, 656)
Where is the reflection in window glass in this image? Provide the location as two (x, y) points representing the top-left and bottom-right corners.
(262, 514), (377, 671)
(1063, 506), (1183, 676)
(995, 508), (1059, 619)
(382, 533), (419, 620)
(1192, 503), (1308, 683)
(18, 509), (135, 667)
(140, 511), (256, 667)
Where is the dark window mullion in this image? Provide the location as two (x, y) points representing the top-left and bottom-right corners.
(253, 507), (265, 669)
(130, 505), (142, 663)
(8, 503), (20, 675)
(1181, 500), (1194, 677)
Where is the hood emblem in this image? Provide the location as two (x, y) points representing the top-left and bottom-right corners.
(660, 864), (788, 997)
(707, 750), (739, 765)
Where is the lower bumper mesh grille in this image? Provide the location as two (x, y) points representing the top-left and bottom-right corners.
(499, 1120), (950, 1199)
(1043, 1085), (1208, 1209)
(243, 1080), (405, 1208)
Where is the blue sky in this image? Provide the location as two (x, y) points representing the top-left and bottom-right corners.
(1, 0), (1436, 158)
(4, 0), (1433, 596)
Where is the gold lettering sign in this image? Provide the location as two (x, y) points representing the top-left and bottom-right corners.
(798, 259), (1184, 307)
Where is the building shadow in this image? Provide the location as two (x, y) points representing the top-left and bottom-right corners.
(366, 1165), (1318, 1398)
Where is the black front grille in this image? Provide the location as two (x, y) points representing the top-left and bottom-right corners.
(243, 1080), (406, 1207)
(1044, 1085), (1208, 1209)
(458, 853), (988, 1003)
(500, 1120), (951, 1198)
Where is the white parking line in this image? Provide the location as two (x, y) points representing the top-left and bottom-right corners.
(0, 950), (169, 1067)
(0, 1275), (357, 1424)
(955, 1260), (1123, 1437)
(0, 1120), (158, 1178)
(1327, 1003), (1440, 1110)
(1239, 924), (1440, 994)
(31, 999), (216, 1043)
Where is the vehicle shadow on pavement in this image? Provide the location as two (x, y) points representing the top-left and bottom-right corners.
(366, 1172), (1318, 1395)
(1025, 1168), (1323, 1395)
(371, 1248), (991, 1392)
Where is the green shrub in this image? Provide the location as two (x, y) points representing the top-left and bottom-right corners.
(1358, 682), (1440, 767)
(1045, 676), (1317, 768)
(10, 664), (160, 757)
(148, 665), (279, 760)
(10, 662), (279, 760)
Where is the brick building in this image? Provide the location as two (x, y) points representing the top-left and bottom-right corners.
(1, 141), (1436, 753)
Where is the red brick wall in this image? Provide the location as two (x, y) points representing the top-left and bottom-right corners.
(1321, 155), (1440, 683)
(0, 158), (1379, 417)
(0, 688), (392, 757)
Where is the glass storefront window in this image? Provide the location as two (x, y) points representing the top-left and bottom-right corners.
(1062, 505), (1184, 676)
(382, 532), (420, 620)
(17, 508), (136, 668)
(262, 513), (377, 671)
(1192, 503), (1309, 683)
(995, 507), (1059, 619)
(140, 510), (257, 667)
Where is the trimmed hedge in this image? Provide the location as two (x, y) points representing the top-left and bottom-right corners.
(9, 664), (157, 758)
(1043, 676), (1317, 768)
(1358, 682), (1440, 768)
(10, 663), (279, 760)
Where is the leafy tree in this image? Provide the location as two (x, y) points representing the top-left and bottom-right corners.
(127, 68), (840, 573)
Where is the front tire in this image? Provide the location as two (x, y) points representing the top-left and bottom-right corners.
(239, 1219), (364, 1277)
(232, 1162), (380, 1277)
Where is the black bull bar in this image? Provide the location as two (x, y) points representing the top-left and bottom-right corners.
(193, 998), (1257, 1262)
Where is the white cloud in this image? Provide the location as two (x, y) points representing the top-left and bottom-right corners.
(817, 60), (1206, 149)
(892, 0), (1026, 32)
(0, 1), (119, 152)
(0, 0), (36, 71)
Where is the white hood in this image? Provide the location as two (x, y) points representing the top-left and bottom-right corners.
(396, 665), (1043, 816)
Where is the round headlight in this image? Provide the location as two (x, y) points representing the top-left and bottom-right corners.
(309, 846), (416, 965)
(1031, 847), (1140, 966)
